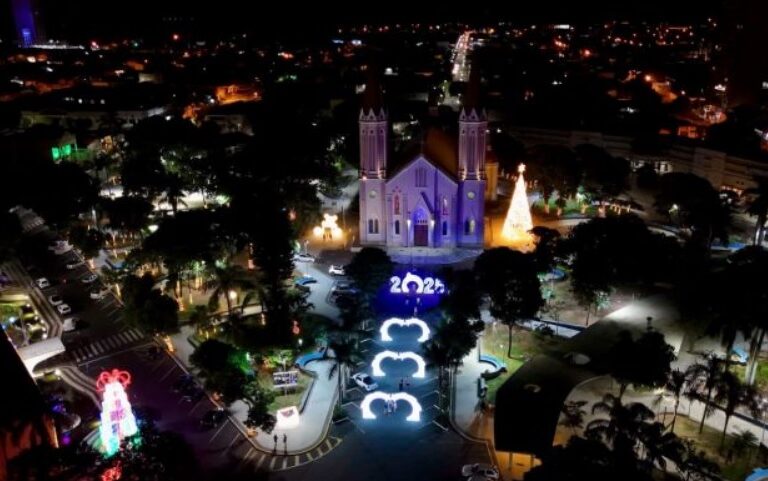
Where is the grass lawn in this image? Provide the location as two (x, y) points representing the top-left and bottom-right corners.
(671, 415), (766, 481)
(480, 324), (565, 403)
(257, 369), (312, 412)
(733, 359), (768, 397)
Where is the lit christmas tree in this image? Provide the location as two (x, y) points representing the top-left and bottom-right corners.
(501, 164), (534, 245)
(97, 369), (138, 456)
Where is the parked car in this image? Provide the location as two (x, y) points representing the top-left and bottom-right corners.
(351, 372), (378, 392)
(461, 464), (500, 480)
(47, 294), (64, 306)
(295, 275), (317, 286)
(293, 253), (316, 263)
(26, 319), (49, 340)
(90, 286), (111, 300)
(331, 282), (359, 297)
(200, 408), (227, 429)
(35, 277), (50, 289)
(53, 244), (73, 255)
(62, 317), (82, 332)
(56, 304), (72, 315)
(173, 374), (196, 393)
(65, 260), (85, 270)
(328, 265), (345, 276)
(81, 273), (98, 284)
(47, 240), (69, 251)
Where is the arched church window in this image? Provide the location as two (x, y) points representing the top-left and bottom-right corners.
(394, 195), (401, 215)
(442, 221), (448, 236)
(374, 219), (380, 234)
(368, 219), (374, 234)
(394, 220), (400, 235)
(442, 197), (449, 216)
(464, 218), (476, 235)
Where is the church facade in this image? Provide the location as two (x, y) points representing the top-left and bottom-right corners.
(358, 98), (487, 249)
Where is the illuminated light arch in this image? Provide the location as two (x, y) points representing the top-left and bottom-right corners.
(371, 350), (427, 378)
(380, 317), (430, 343)
(360, 391), (423, 422)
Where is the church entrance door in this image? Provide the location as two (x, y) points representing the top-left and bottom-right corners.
(414, 225), (428, 246)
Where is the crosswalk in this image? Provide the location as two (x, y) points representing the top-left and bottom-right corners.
(70, 328), (146, 364)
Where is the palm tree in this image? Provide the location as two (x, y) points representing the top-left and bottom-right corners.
(746, 176), (768, 246)
(729, 429), (758, 462)
(714, 370), (761, 450)
(206, 265), (256, 318)
(679, 439), (721, 481)
(664, 369), (688, 433)
(326, 338), (363, 409)
(559, 400), (588, 436)
(686, 356), (725, 434)
(587, 394), (655, 449)
(157, 173), (188, 215)
(638, 421), (683, 472)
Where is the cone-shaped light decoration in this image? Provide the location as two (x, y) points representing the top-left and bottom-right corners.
(501, 164), (534, 242)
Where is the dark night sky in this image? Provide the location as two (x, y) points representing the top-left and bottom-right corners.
(4, 0), (725, 42)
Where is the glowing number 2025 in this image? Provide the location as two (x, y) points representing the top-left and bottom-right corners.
(389, 275), (444, 295)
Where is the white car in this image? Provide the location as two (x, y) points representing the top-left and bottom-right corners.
(461, 464), (499, 480)
(47, 240), (68, 251)
(35, 277), (50, 289)
(53, 244), (73, 255)
(62, 317), (80, 332)
(351, 372), (378, 392)
(65, 260), (85, 270)
(81, 273), (98, 284)
(57, 304), (72, 315)
(47, 294), (64, 306)
(293, 253), (316, 263)
(328, 265), (345, 276)
(90, 286), (111, 300)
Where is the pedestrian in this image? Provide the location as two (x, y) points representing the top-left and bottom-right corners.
(273, 434), (278, 448)
(399, 379), (404, 391)
(283, 433), (287, 445)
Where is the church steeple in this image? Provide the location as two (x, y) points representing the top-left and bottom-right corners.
(458, 69), (487, 180)
(359, 67), (388, 179)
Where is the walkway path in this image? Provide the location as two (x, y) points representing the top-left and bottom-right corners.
(169, 325), (339, 456)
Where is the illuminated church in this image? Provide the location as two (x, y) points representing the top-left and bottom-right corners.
(358, 74), (494, 249)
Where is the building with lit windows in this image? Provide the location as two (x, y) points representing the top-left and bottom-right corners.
(358, 74), (491, 249)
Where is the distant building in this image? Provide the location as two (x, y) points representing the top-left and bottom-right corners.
(359, 72), (493, 249)
(0, 328), (58, 479)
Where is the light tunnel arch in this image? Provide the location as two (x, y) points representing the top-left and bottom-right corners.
(360, 391), (423, 422)
(379, 317), (431, 343)
(371, 350), (426, 378)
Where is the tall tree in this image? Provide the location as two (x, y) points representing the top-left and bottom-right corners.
(327, 338), (362, 409)
(345, 247), (394, 301)
(714, 371), (760, 450)
(686, 356), (725, 435)
(475, 247), (544, 358)
(206, 265), (256, 318)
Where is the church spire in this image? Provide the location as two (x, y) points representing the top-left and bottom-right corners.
(459, 68), (485, 121)
(360, 67), (385, 120)
(458, 68), (487, 180)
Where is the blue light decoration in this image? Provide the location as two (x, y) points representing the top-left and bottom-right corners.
(12, 0), (37, 47)
(376, 270), (445, 315)
(97, 369), (138, 457)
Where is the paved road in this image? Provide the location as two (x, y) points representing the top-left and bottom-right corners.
(272, 313), (493, 481)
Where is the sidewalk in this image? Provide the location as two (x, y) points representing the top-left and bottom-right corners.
(170, 324), (338, 454)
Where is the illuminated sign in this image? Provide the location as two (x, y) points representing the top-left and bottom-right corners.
(361, 392), (422, 422)
(380, 317), (430, 343)
(389, 273), (445, 295)
(371, 350), (426, 378)
(273, 370), (299, 389)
